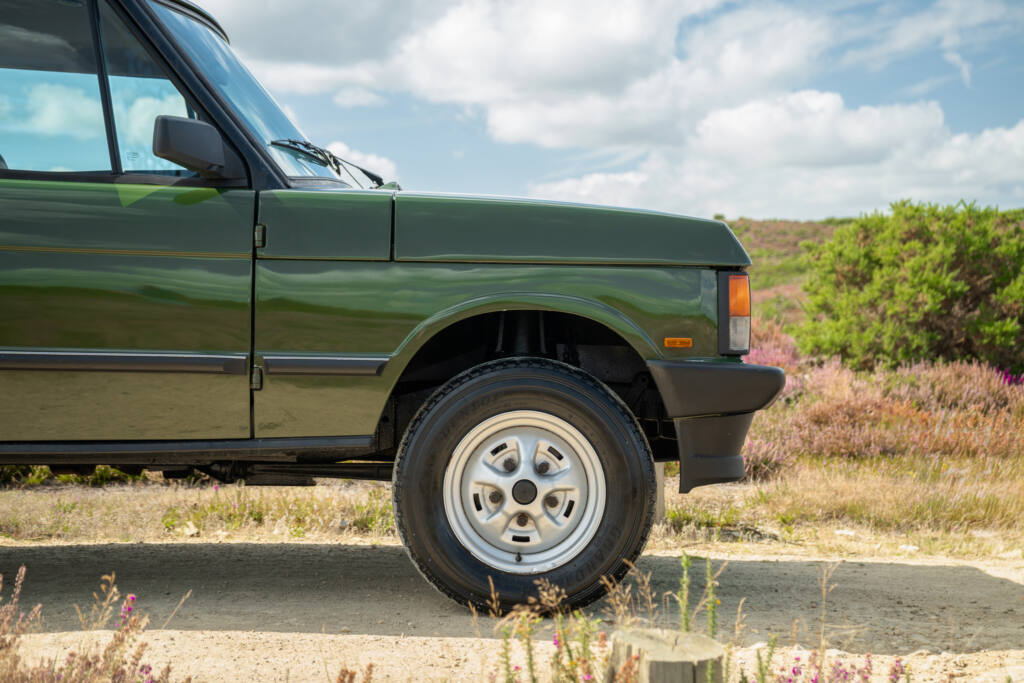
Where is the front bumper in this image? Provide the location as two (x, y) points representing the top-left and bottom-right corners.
(647, 360), (785, 493)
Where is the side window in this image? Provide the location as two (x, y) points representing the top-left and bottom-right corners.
(0, 0), (111, 172)
(99, 0), (191, 175)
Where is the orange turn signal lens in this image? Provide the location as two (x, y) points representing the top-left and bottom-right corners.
(664, 337), (693, 348)
(728, 274), (750, 317)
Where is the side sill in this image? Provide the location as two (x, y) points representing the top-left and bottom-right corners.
(0, 435), (375, 465)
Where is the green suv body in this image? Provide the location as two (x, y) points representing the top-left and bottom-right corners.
(0, 0), (784, 608)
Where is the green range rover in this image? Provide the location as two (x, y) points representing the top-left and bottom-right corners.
(0, 0), (784, 609)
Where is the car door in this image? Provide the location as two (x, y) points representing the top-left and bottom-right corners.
(0, 0), (253, 441)
(253, 187), (393, 438)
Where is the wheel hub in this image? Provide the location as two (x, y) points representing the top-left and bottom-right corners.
(442, 410), (606, 575)
(512, 479), (537, 505)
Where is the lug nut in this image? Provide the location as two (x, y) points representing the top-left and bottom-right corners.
(489, 490), (503, 504)
(516, 513), (529, 527)
(502, 458), (516, 472)
(536, 461), (550, 474)
(544, 495), (559, 509)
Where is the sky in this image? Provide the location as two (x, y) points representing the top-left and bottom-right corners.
(196, 0), (1024, 220)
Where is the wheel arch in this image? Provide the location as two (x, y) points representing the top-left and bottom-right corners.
(375, 295), (674, 461)
(388, 292), (661, 374)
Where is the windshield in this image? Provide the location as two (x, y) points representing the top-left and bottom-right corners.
(149, 1), (341, 181)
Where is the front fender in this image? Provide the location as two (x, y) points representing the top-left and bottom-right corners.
(254, 260), (715, 437)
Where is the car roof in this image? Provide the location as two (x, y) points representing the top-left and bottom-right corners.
(152, 0), (230, 44)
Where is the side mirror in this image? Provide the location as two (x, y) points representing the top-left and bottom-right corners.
(152, 115), (244, 180)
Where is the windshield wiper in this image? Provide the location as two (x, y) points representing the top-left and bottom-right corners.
(270, 138), (385, 189)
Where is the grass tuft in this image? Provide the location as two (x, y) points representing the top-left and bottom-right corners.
(0, 566), (185, 682)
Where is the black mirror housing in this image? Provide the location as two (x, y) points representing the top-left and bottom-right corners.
(152, 115), (244, 179)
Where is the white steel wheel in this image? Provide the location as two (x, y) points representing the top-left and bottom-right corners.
(443, 410), (606, 574)
(393, 357), (656, 611)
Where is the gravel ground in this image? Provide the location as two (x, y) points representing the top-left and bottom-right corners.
(1, 541), (1021, 680)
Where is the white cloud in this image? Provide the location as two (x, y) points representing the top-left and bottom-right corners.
(245, 60), (370, 95)
(202, 0), (778, 150)
(900, 73), (957, 97)
(332, 86), (385, 109)
(942, 51), (971, 87)
(840, 0), (1020, 71)
(529, 94), (1024, 219)
(419, 3), (832, 149)
(24, 83), (104, 140)
(118, 94), (188, 146)
(191, 0), (1024, 217)
(327, 141), (398, 183)
(690, 91), (946, 168)
(194, 0), (448, 64)
(391, 0), (701, 103)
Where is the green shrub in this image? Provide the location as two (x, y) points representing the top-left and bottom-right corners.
(799, 201), (1024, 371)
(0, 465), (142, 488)
(0, 466), (50, 487)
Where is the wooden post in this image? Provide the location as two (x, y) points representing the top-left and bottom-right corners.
(605, 628), (723, 683)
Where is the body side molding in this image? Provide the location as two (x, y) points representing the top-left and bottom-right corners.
(0, 349), (248, 374)
(261, 354), (389, 376)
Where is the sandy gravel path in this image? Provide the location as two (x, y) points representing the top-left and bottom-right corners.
(1, 542), (1021, 680)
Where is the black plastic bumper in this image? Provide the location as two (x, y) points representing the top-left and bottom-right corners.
(647, 360), (785, 493)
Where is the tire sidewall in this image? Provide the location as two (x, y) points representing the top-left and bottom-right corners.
(394, 360), (655, 608)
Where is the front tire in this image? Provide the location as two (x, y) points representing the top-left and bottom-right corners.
(393, 357), (656, 611)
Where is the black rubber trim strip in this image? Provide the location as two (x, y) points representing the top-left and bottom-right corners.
(262, 354), (389, 376)
(90, 0), (122, 175)
(0, 245), (247, 258)
(0, 435), (375, 464)
(0, 350), (248, 374)
(647, 359), (785, 418)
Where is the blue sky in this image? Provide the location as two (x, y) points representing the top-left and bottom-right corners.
(177, 1), (1024, 218)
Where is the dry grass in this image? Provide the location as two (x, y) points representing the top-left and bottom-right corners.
(758, 454), (1024, 534)
(0, 480), (394, 544)
(656, 454), (1024, 560)
(729, 218), (840, 256)
(727, 218), (839, 292)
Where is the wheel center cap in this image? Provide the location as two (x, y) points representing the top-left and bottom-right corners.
(512, 479), (537, 505)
